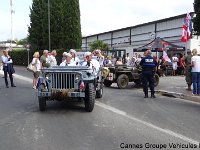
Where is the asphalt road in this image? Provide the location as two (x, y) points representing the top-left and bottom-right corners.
(0, 67), (200, 150)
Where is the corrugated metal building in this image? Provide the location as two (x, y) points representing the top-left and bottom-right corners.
(82, 13), (199, 56)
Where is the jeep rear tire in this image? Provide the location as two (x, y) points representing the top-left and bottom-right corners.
(117, 74), (129, 89)
(96, 83), (103, 98)
(38, 97), (46, 111)
(104, 80), (112, 87)
(84, 83), (95, 112)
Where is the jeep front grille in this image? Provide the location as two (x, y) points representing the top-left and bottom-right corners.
(50, 73), (75, 89)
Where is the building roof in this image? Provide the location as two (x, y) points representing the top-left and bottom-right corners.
(0, 40), (17, 44)
(83, 12), (194, 38)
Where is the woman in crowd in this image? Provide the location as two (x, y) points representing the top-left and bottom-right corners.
(191, 49), (200, 95)
(32, 52), (41, 89)
(179, 54), (185, 75)
(172, 53), (178, 76)
(115, 57), (123, 65)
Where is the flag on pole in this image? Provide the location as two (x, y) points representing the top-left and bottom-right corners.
(181, 13), (192, 42)
(163, 50), (171, 62)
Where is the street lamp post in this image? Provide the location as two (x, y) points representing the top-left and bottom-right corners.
(26, 44), (30, 66)
(48, 0), (51, 52)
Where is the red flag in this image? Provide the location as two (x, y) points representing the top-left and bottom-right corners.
(163, 50), (171, 63)
(181, 24), (188, 42)
(181, 13), (192, 43)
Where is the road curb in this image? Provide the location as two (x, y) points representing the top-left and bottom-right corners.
(156, 90), (200, 103)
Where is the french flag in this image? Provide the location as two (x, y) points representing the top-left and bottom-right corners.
(181, 13), (192, 42)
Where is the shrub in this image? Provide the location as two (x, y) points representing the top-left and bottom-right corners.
(10, 49), (34, 66)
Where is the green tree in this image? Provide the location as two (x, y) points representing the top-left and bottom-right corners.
(89, 40), (110, 52)
(28, 0), (82, 51)
(16, 38), (28, 46)
(193, 0), (200, 35)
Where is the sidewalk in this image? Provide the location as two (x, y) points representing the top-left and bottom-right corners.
(1, 66), (200, 103)
(155, 76), (200, 103)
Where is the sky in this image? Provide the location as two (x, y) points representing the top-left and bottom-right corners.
(0, 0), (194, 41)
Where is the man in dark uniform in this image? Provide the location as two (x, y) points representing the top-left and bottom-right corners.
(140, 50), (158, 98)
(182, 50), (192, 91)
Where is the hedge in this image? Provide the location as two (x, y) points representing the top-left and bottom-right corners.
(10, 49), (34, 66)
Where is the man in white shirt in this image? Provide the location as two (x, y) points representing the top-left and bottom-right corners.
(1, 50), (16, 88)
(125, 53), (131, 65)
(48, 50), (57, 66)
(81, 52), (100, 74)
(60, 53), (76, 66)
(172, 54), (178, 76)
(93, 49), (104, 67)
(69, 49), (80, 65)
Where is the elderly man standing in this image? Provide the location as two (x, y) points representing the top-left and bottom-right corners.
(1, 50), (16, 88)
(48, 50), (57, 66)
(140, 50), (158, 98)
(40, 50), (50, 68)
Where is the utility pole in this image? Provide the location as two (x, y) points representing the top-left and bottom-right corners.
(10, 0), (14, 50)
(48, 0), (51, 51)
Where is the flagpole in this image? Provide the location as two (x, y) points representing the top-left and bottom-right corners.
(185, 41), (187, 56)
(10, 0), (13, 50)
(48, 0), (51, 52)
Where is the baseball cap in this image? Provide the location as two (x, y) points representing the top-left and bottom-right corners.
(84, 52), (92, 57)
(65, 53), (72, 58)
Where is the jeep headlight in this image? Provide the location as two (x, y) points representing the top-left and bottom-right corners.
(45, 73), (51, 79)
(75, 74), (81, 80)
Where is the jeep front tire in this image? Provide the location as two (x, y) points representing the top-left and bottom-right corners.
(38, 97), (46, 111)
(84, 83), (95, 112)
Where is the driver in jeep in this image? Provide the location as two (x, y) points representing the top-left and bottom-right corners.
(81, 52), (100, 75)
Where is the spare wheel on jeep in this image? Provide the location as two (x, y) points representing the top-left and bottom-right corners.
(117, 74), (129, 89)
(84, 83), (95, 112)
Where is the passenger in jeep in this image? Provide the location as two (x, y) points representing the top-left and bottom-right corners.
(60, 53), (76, 66)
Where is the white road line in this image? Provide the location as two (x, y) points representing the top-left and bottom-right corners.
(96, 101), (199, 145)
(14, 74), (32, 83)
(3, 71), (200, 145)
(0, 71), (32, 83)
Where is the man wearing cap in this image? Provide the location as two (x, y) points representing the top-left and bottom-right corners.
(93, 49), (104, 67)
(40, 50), (50, 68)
(60, 53), (76, 66)
(62, 52), (67, 62)
(81, 52), (100, 73)
(69, 49), (80, 65)
(140, 50), (158, 98)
